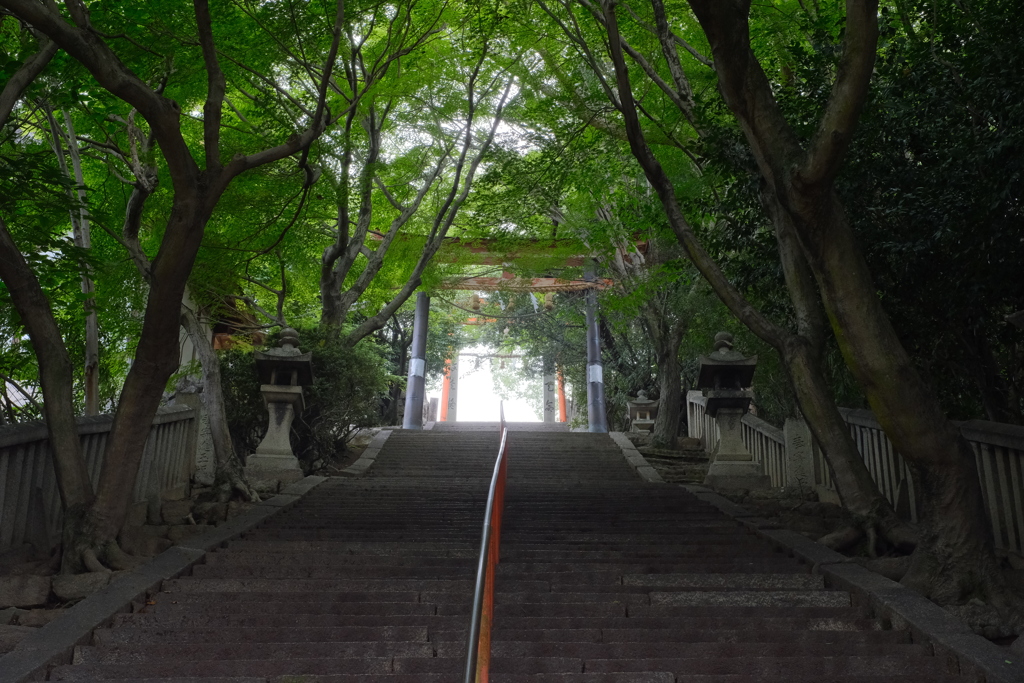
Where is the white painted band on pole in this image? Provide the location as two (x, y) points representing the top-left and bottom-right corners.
(588, 364), (603, 383)
(410, 358), (426, 378)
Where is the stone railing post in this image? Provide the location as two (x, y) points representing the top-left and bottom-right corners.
(783, 418), (814, 489)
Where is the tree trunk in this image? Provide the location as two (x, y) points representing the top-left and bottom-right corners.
(0, 218), (94, 517)
(44, 106), (99, 415)
(0, 0), (342, 574)
(673, 0), (1004, 600)
(767, 191), (913, 548)
(65, 199), (211, 571)
(600, 1), (908, 545)
(651, 337), (682, 448)
(319, 269), (346, 330)
(180, 306), (258, 502)
(796, 196), (1000, 601)
(646, 312), (685, 449)
(62, 111), (99, 415)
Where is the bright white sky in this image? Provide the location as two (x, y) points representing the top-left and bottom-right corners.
(426, 345), (540, 422)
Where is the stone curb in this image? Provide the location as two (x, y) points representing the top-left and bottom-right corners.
(680, 484), (1024, 683)
(609, 432), (665, 483)
(0, 475), (328, 683)
(338, 429), (393, 477)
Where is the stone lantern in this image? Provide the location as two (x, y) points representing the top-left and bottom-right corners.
(245, 328), (313, 487)
(627, 390), (659, 434)
(698, 332), (770, 490)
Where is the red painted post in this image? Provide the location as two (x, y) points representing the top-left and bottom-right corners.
(440, 359), (452, 421)
(557, 367), (568, 422)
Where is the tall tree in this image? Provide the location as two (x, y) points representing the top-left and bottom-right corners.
(677, 0), (1003, 603)
(523, 0), (915, 556)
(40, 104), (99, 414)
(0, 0), (344, 572)
(316, 15), (516, 344)
(562, 0), (1009, 603)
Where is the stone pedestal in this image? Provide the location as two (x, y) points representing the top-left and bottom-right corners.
(173, 390), (215, 486)
(783, 417), (814, 489)
(703, 407), (770, 490)
(543, 372), (557, 422)
(443, 357), (459, 422)
(246, 384), (304, 489)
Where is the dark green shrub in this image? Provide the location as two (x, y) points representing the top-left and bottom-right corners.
(221, 329), (392, 472)
(292, 328), (392, 469)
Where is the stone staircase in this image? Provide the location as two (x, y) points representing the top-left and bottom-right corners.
(51, 425), (968, 681)
(637, 446), (710, 485)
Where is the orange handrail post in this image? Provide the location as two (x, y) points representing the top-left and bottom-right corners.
(464, 404), (510, 683)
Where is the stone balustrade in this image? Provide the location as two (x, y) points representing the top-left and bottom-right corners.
(687, 391), (789, 487)
(686, 390), (1024, 554)
(0, 405), (196, 553)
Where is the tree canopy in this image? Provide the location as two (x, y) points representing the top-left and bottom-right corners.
(1, 0), (1022, 617)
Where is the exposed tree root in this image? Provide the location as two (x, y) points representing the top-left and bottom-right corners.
(64, 538), (148, 574)
(848, 555), (913, 582)
(944, 594), (1024, 639)
(819, 513), (918, 557)
(81, 547), (108, 574)
(61, 507), (149, 574)
(819, 525), (864, 552)
(215, 465), (261, 504)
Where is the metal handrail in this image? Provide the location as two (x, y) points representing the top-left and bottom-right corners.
(463, 403), (510, 683)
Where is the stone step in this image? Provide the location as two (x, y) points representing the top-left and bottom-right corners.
(92, 625), (430, 646)
(158, 577), (550, 593)
(200, 555), (801, 574)
(93, 626), (907, 647)
(112, 612), (882, 630)
(72, 640), (930, 665)
(431, 628), (909, 645)
(43, 675), (969, 683)
(185, 566), (818, 587)
(50, 653), (954, 679)
(50, 656), (586, 679)
(221, 541), (780, 556)
(49, 430), (966, 683)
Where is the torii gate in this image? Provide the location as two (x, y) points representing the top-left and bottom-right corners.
(438, 344), (568, 425)
(402, 272), (609, 433)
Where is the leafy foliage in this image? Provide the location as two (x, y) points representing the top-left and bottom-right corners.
(220, 328), (392, 471)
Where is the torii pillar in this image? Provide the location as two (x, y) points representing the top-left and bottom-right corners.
(440, 356), (459, 422)
(557, 367), (568, 422)
(584, 262), (608, 433)
(402, 293), (429, 430)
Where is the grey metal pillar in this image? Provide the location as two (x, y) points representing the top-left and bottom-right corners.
(402, 292), (430, 430)
(584, 263), (608, 433)
(542, 356), (556, 423)
(446, 356), (459, 422)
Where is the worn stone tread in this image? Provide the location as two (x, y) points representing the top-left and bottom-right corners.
(49, 429), (970, 683)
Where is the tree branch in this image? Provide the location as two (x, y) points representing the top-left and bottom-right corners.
(578, 0), (697, 125)
(800, 0), (879, 188)
(621, 1), (714, 67)
(601, 0), (787, 347)
(0, 37), (57, 126)
(1, 0), (200, 186)
(194, 0), (226, 169)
